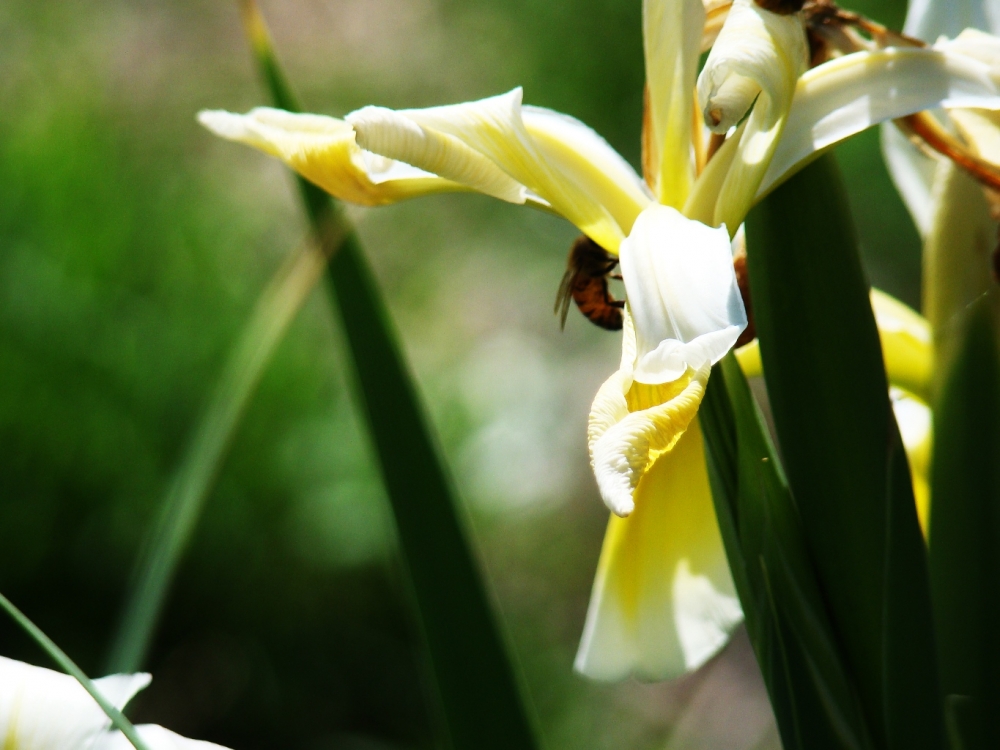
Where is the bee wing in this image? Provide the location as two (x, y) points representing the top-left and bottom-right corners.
(555, 267), (575, 330)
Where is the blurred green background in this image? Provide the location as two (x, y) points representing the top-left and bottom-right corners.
(0, 0), (915, 748)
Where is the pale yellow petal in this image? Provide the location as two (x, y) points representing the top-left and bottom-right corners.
(644, 0), (705, 206)
(891, 388), (933, 538)
(392, 89), (627, 251)
(871, 289), (934, 402)
(521, 106), (653, 238)
(197, 108), (461, 206)
(576, 419), (742, 681)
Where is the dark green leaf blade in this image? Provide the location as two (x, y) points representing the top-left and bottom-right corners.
(928, 296), (1000, 750)
(745, 154), (943, 750)
(702, 354), (873, 750)
(238, 4), (541, 748)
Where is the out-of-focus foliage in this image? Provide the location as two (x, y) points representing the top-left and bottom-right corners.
(0, 0), (917, 748)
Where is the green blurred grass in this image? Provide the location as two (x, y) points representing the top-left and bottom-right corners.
(0, 1), (920, 748)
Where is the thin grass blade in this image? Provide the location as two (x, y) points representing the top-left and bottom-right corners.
(237, 4), (541, 748)
(105, 239), (331, 673)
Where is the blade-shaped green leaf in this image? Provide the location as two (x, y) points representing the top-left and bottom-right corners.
(237, 4), (541, 748)
(928, 295), (1000, 750)
(105, 240), (329, 674)
(744, 154), (943, 750)
(702, 354), (872, 750)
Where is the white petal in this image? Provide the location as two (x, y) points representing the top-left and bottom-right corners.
(643, 0), (705, 206)
(376, 89), (628, 251)
(697, 0), (808, 229)
(880, 123), (938, 239)
(904, 0), (1000, 41)
(521, 106), (653, 237)
(760, 46), (1000, 197)
(890, 388), (933, 535)
(619, 205), (746, 385)
(95, 725), (231, 750)
(576, 420), (742, 681)
(197, 108), (460, 206)
(0, 656), (150, 750)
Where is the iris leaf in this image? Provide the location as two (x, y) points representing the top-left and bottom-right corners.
(928, 296), (1000, 750)
(702, 354), (872, 750)
(236, 3), (541, 748)
(745, 154), (944, 750)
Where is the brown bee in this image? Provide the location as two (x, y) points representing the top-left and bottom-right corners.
(555, 236), (625, 331)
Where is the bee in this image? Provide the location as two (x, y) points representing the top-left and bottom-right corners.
(555, 236), (625, 331)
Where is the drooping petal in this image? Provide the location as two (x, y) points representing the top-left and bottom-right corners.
(760, 45), (1000, 197)
(891, 388), (933, 537)
(0, 656), (150, 750)
(197, 108), (462, 206)
(619, 205), (746, 385)
(576, 419), (742, 681)
(94, 725), (231, 750)
(351, 89), (628, 251)
(643, 0), (705, 206)
(521, 106), (653, 237)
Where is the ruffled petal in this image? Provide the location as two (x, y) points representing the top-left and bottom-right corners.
(619, 205), (746, 384)
(576, 419), (742, 681)
(761, 45), (1000, 198)
(197, 108), (461, 206)
(696, 0), (808, 231)
(643, 0), (705, 206)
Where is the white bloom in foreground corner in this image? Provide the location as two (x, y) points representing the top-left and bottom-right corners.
(0, 656), (229, 750)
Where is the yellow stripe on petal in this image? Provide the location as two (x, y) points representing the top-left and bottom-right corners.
(197, 108), (461, 206)
(575, 420), (742, 681)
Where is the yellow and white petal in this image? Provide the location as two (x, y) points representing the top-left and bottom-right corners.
(521, 106), (653, 237)
(95, 725), (231, 750)
(760, 46), (1000, 198)
(590, 364), (710, 516)
(0, 656), (150, 750)
(643, 0), (705, 206)
(619, 205), (746, 385)
(576, 419), (742, 681)
(891, 388), (933, 537)
(360, 89), (627, 251)
(197, 108), (461, 206)
(696, 0), (808, 231)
